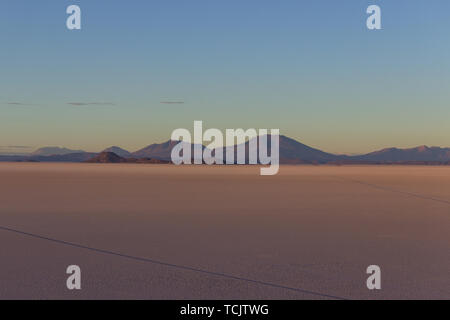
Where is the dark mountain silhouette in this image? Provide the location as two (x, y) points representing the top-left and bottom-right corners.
(86, 152), (125, 163)
(31, 152), (98, 162)
(85, 152), (170, 164)
(212, 135), (341, 164)
(352, 145), (450, 162)
(131, 158), (171, 164)
(102, 146), (132, 158)
(0, 152), (98, 162)
(277, 135), (341, 163)
(2, 136), (450, 164)
(278, 135), (340, 162)
(132, 140), (179, 160)
(132, 136), (339, 164)
(31, 147), (85, 156)
(163, 136), (450, 164)
(132, 140), (205, 161)
(0, 155), (36, 162)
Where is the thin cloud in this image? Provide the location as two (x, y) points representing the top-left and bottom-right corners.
(160, 99), (185, 104)
(4, 101), (115, 106)
(6, 102), (37, 106)
(67, 102), (116, 106)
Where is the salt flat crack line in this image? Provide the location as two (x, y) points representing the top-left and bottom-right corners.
(334, 176), (450, 207)
(0, 225), (348, 300)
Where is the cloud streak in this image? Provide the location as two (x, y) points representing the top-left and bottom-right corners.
(67, 102), (116, 106)
(160, 101), (185, 105)
(5, 102), (38, 106)
(4, 101), (117, 107)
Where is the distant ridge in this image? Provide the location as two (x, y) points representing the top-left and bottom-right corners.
(102, 146), (132, 158)
(132, 140), (180, 160)
(12, 152), (97, 163)
(210, 135), (340, 164)
(352, 145), (450, 162)
(86, 152), (125, 163)
(31, 146), (85, 156)
(131, 137), (450, 164)
(1, 136), (450, 164)
(85, 152), (170, 164)
(132, 140), (205, 161)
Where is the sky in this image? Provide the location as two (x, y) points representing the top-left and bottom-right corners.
(1, 0), (449, 154)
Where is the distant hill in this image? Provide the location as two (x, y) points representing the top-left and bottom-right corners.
(2, 137), (450, 165)
(31, 152), (98, 162)
(0, 152), (98, 163)
(211, 135), (341, 164)
(85, 152), (170, 164)
(132, 140), (204, 161)
(277, 135), (340, 163)
(131, 136), (340, 164)
(102, 146), (132, 158)
(132, 140), (179, 160)
(31, 147), (85, 156)
(352, 145), (450, 162)
(86, 152), (125, 163)
(0, 155), (32, 162)
(91, 138), (450, 165)
(167, 136), (450, 164)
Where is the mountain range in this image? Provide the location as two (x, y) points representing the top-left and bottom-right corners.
(1, 135), (450, 164)
(31, 146), (85, 156)
(86, 152), (169, 164)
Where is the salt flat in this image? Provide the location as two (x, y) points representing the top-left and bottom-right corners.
(0, 163), (449, 299)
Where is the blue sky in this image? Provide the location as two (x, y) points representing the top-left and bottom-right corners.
(1, 0), (449, 154)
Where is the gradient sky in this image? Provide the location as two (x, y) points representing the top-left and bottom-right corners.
(1, 0), (449, 154)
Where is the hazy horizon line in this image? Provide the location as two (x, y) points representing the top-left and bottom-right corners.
(1, 135), (449, 157)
